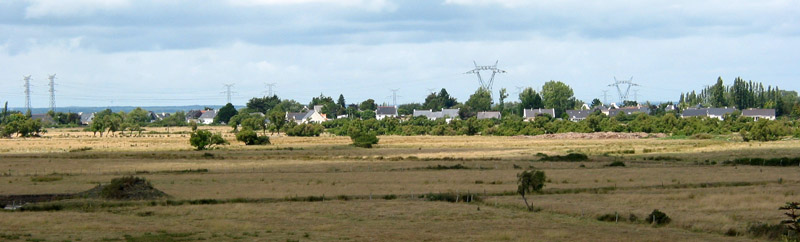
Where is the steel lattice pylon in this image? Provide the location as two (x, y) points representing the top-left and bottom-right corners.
(465, 60), (506, 92)
(608, 76), (639, 102)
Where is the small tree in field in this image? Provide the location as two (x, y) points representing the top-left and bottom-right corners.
(190, 129), (228, 150)
(517, 169), (546, 211)
(781, 202), (800, 239)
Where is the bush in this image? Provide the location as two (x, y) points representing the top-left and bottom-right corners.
(100, 176), (167, 200)
(645, 209), (671, 225)
(597, 213), (619, 222)
(286, 123), (324, 137)
(350, 131), (379, 148)
(606, 161), (626, 167)
(539, 153), (589, 162)
(189, 129), (229, 150)
(747, 223), (789, 240)
(235, 129), (270, 145)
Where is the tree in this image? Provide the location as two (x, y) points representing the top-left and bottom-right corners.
(214, 103), (238, 124)
(423, 88), (459, 110)
(519, 87), (544, 112)
(711, 77), (727, 107)
(246, 95), (280, 114)
(465, 87), (492, 112)
(541, 81), (576, 118)
(236, 128), (270, 145)
(266, 107), (286, 134)
(517, 169), (546, 211)
(127, 107), (151, 125)
(360, 99), (377, 111)
(189, 129), (228, 150)
(591, 98), (602, 108)
(498, 88), (509, 112)
(337, 94), (346, 108)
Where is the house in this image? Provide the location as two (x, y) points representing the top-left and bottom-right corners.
(412, 108), (460, 122)
(79, 112), (95, 125)
(148, 111), (171, 122)
(681, 107), (737, 120)
(375, 106), (398, 120)
(565, 110), (593, 122)
(286, 106), (327, 124)
(476, 111), (501, 120)
(30, 114), (55, 124)
(609, 106), (650, 117)
(707, 108), (737, 120)
(185, 110), (203, 123)
(742, 108), (776, 121)
(198, 110), (217, 124)
(523, 108), (555, 120)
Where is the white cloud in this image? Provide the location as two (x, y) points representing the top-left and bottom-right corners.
(24, 0), (131, 18)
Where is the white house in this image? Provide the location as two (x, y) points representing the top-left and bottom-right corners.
(523, 108), (556, 121)
(412, 108), (460, 122)
(198, 110), (217, 124)
(286, 105), (328, 124)
(742, 108), (776, 121)
(375, 106), (398, 120)
(476, 111), (502, 120)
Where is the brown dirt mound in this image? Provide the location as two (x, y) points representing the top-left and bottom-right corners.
(517, 132), (667, 140)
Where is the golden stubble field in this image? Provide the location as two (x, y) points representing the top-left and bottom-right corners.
(1, 127), (799, 241)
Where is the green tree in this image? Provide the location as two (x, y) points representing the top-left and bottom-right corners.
(519, 87), (543, 112)
(246, 95), (280, 114)
(127, 107), (151, 125)
(517, 169), (546, 211)
(236, 128), (270, 145)
(337, 94), (346, 108)
(465, 88), (493, 112)
(591, 98), (602, 108)
(541, 81), (576, 118)
(266, 107), (287, 134)
(189, 129), (228, 150)
(498, 88), (509, 112)
(711, 77), (727, 107)
(360, 99), (377, 111)
(423, 88), (459, 110)
(214, 103), (238, 124)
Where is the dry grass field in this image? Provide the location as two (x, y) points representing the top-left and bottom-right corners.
(1, 127), (799, 241)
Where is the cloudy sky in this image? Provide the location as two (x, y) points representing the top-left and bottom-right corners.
(1, 0), (799, 108)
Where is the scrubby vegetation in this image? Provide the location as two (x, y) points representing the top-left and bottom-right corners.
(538, 153), (588, 162)
(235, 128), (270, 145)
(723, 157), (800, 166)
(646, 209), (671, 226)
(517, 169), (546, 211)
(189, 129), (228, 150)
(84, 176), (168, 200)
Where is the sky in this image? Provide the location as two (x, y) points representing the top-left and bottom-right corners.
(1, 0), (799, 109)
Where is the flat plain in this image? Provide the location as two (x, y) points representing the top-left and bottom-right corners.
(1, 127), (798, 241)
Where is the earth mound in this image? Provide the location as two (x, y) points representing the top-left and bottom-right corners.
(79, 176), (168, 200)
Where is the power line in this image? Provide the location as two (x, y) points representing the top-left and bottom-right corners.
(387, 89), (401, 107)
(465, 60), (506, 93)
(48, 74), (56, 112)
(608, 76), (639, 103)
(602, 90), (609, 105)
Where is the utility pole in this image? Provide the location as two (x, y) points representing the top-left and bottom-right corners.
(608, 76), (639, 103)
(23, 75), (32, 114)
(387, 89), (401, 107)
(602, 90), (609, 105)
(633, 89), (640, 104)
(465, 60), (506, 93)
(222, 83), (236, 104)
(265, 82), (276, 97)
(48, 74), (56, 112)
(426, 88), (436, 94)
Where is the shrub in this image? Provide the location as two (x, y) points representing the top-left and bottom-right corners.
(286, 123), (324, 137)
(100, 176), (167, 200)
(189, 129), (228, 150)
(747, 223), (789, 240)
(597, 213), (619, 222)
(691, 133), (713, 139)
(539, 153), (588, 162)
(606, 161), (626, 167)
(645, 209), (671, 225)
(236, 129), (270, 145)
(350, 131), (379, 148)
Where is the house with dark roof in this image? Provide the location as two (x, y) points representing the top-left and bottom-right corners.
(412, 108), (460, 122)
(185, 110), (203, 123)
(198, 110), (217, 124)
(565, 110), (593, 122)
(79, 112), (95, 125)
(523, 108), (555, 121)
(30, 114), (55, 125)
(375, 106), (398, 120)
(286, 106), (327, 124)
(476, 111), (501, 120)
(608, 106), (650, 117)
(681, 107), (737, 120)
(742, 108), (776, 121)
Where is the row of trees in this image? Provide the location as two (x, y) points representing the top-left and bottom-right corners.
(0, 102), (45, 137)
(321, 111), (799, 141)
(679, 77), (800, 117)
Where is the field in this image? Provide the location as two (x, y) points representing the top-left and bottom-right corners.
(1, 127), (799, 241)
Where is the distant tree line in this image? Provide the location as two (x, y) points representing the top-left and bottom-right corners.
(679, 77), (800, 117)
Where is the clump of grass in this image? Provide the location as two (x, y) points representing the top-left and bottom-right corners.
(382, 194), (397, 200)
(723, 157), (800, 167)
(539, 153), (588, 162)
(645, 209), (671, 225)
(30, 175), (63, 182)
(69, 147), (92, 152)
(597, 213), (620, 222)
(605, 161), (626, 167)
(425, 164), (469, 170)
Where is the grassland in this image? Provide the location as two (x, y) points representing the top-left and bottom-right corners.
(1, 127), (798, 241)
